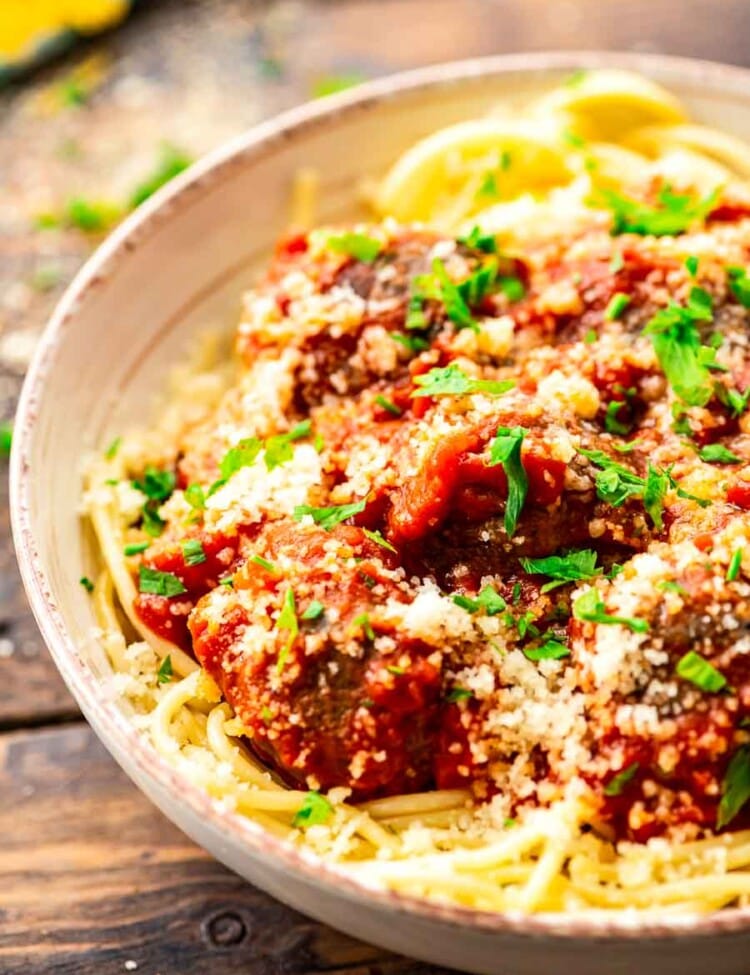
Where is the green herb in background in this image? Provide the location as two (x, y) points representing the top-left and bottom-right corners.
(0, 423), (12, 458)
(312, 73), (368, 98)
(129, 144), (193, 208)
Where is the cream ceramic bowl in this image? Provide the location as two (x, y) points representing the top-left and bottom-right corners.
(13, 51), (750, 975)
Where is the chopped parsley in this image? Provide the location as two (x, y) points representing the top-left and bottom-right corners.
(219, 575), (234, 588)
(213, 438), (262, 491)
(675, 650), (726, 693)
(132, 466), (176, 538)
(643, 286), (721, 407)
(328, 232), (382, 263)
(374, 394), (402, 416)
(594, 185), (719, 237)
(612, 439), (643, 453)
(520, 549), (602, 593)
(603, 762), (639, 797)
(301, 600), (325, 621)
(718, 747), (750, 829)
(79, 576), (94, 593)
(123, 541), (150, 556)
(104, 436), (122, 460)
(573, 587), (649, 633)
(251, 555), (278, 573)
(276, 588), (298, 673)
(387, 664), (405, 676)
(451, 585), (506, 616)
(138, 566), (186, 597)
(446, 687), (474, 703)
(698, 443), (741, 464)
(604, 400), (632, 436)
(0, 423), (12, 458)
(727, 549), (743, 582)
(129, 144), (193, 208)
(685, 255), (699, 277)
(293, 499), (366, 530)
(264, 420), (312, 471)
(411, 364), (514, 399)
(64, 196), (122, 233)
(721, 385), (750, 418)
(604, 292), (631, 321)
(312, 73), (367, 98)
(353, 613), (375, 641)
(579, 449), (709, 528)
(292, 790), (334, 827)
(181, 539), (206, 566)
(133, 466), (175, 503)
(156, 655), (173, 685)
(362, 528), (397, 553)
(184, 484), (206, 510)
(458, 226), (497, 253)
(488, 426), (527, 538)
(523, 637), (570, 661)
(657, 580), (687, 596)
(727, 266), (750, 307)
(584, 328), (598, 345)
(391, 331), (429, 353)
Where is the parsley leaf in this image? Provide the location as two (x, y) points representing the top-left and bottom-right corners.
(718, 747), (750, 829)
(411, 364), (514, 399)
(520, 549), (602, 593)
(604, 292), (631, 321)
(251, 555), (278, 573)
(124, 541), (150, 556)
(276, 587), (298, 673)
(184, 484), (206, 510)
(293, 499), (366, 530)
(643, 286), (718, 406)
(699, 443), (742, 464)
(264, 421), (312, 471)
(301, 600), (325, 621)
(104, 436), (122, 460)
(133, 466), (176, 503)
(362, 528), (397, 553)
(374, 395), (402, 417)
(727, 266), (750, 308)
(130, 144), (193, 208)
(328, 232), (382, 263)
(156, 654), (173, 684)
(216, 438), (263, 488)
(446, 687), (474, 702)
(138, 566), (186, 597)
(458, 226), (497, 253)
(181, 539), (206, 566)
(353, 612), (376, 641)
(292, 790), (334, 828)
(573, 587), (649, 633)
(594, 185), (719, 237)
(676, 650), (726, 692)
(488, 426), (527, 537)
(727, 549), (743, 582)
(603, 762), (639, 797)
(79, 576), (94, 593)
(523, 637), (570, 661)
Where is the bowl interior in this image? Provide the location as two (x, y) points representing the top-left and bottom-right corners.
(14, 52), (750, 952)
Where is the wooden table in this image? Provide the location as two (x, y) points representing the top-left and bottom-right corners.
(2, 1), (750, 971)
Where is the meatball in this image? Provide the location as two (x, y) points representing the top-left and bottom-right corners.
(188, 522), (443, 798)
(572, 522), (750, 841)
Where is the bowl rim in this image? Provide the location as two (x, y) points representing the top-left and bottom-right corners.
(12, 48), (750, 942)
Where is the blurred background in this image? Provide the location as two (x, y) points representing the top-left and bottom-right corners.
(2, 3), (750, 972)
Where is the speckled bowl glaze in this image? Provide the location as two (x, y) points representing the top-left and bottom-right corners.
(13, 52), (750, 975)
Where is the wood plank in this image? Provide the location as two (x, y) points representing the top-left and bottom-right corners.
(0, 723), (449, 974)
(0, 429), (78, 728)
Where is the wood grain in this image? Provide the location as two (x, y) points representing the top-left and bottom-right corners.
(0, 723), (450, 975)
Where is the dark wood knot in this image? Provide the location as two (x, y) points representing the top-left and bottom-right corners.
(202, 909), (249, 948)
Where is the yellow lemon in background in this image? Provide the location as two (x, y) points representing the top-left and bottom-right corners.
(0, 0), (130, 66)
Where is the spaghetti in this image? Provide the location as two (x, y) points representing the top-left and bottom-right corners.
(84, 70), (750, 913)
